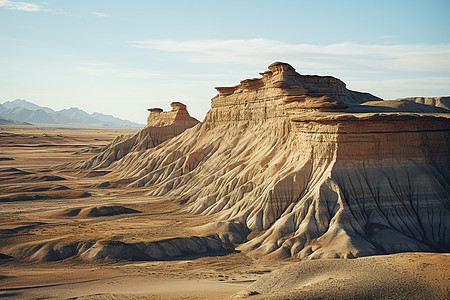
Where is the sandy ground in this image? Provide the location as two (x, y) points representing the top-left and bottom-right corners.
(0, 257), (261, 299)
(236, 252), (450, 299)
(0, 125), (271, 299)
(0, 125), (449, 299)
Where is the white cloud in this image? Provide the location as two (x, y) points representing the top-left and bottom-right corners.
(127, 38), (450, 74)
(76, 62), (246, 84)
(77, 63), (160, 80)
(349, 77), (450, 99)
(90, 11), (109, 17)
(0, 0), (45, 12)
(78, 39), (450, 106)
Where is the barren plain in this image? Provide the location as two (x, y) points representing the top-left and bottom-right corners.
(0, 125), (272, 299)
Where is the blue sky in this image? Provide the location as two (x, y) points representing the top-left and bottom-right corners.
(1, 0), (449, 123)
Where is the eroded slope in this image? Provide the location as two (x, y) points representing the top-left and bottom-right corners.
(100, 62), (450, 259)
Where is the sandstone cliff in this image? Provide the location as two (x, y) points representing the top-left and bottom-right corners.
(70, 102), (199, 169)
(80, 63), (450, 259)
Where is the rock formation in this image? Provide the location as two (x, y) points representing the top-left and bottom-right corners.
(146, 102), (194, 126)
(398, 96), (450, 110)
(8, 235), (233, 262)
(70, 102), (199, 169)
(348, 96), (450, 113)
(77, 62), (450, 259)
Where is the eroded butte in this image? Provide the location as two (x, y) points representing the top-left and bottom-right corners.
(0, 62), (449, 299)
(75, 62), (449, 260)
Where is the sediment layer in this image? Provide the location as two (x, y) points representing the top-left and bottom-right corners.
(72, 62), (450, 259)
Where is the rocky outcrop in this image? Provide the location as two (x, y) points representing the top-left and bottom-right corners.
(349, 96), (450, 113)
(146, 102), (195, 126)
(83, 63), (450, 259)
(7, 235), (233, 262)
(208, 62), (380, 123)
(398, 96), (450, 110)
(69, 102), (199, 169)
(58, 205), (140, 217)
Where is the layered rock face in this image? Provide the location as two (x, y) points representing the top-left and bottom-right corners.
(146, 102), (196, 127)
(100, 63), (450, 259)
(349, 96), (450, 113)
(399, 96), (450, 110)
(71, 102), (199, 169)
(207, 62), (380, 123)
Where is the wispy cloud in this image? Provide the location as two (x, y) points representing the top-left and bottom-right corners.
(0, 1), (106, 16)
(127, 38), (450, 74)
(77, 62), (245, 84)
(79, 39), (450, 101)
(0, 0), (46, 12)
(77, 63), (159, 80)
(90, 11), (109, 17)
(349, 76), (450, 99)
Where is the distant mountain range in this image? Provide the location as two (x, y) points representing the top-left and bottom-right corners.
(0, 99), (143, 127)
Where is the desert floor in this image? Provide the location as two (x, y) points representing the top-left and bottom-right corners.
(0, 125), (274, 299)
(0, 125), (448, 299)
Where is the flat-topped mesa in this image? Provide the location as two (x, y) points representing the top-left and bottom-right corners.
(146, 101), (199, 127)
(75, 62), (449, 259)
(209, 62), (381, 123)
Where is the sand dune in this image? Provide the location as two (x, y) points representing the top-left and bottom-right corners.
(234, 252), (449, 299)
